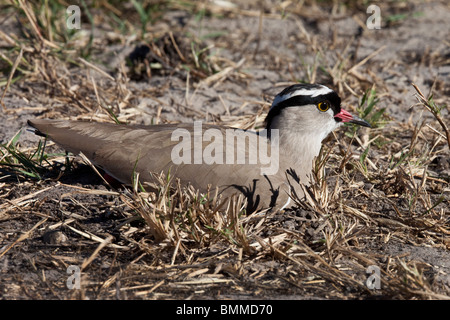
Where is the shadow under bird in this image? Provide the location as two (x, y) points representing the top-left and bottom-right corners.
(28, 84), (370, 211)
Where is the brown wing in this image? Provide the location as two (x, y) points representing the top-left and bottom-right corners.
(28, 119), (290, 210)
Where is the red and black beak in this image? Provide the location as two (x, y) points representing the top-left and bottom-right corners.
(334, 109), (371, 128)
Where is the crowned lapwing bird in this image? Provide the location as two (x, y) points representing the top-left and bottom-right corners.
(28, 84), (370, 211)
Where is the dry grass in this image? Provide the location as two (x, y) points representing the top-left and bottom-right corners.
(0, 0), (449, 300)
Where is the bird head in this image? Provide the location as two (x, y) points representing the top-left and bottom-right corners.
(265, 84), (370, 142)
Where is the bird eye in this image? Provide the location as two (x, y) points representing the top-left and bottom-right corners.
(317, 101), (330, 112)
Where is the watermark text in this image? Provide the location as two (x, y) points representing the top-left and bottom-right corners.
(170, 121), (279, 176)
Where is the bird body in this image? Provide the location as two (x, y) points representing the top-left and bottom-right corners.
(28, 84), (370, 211)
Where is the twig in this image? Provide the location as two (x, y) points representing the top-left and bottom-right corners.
(252, 10), (264, 59)
(78, 57), (115, 81)
(348, 45), (386, 74)
(81, 235), (114, 271)
(169, 31), (186, 62)
(1, 47), (23, 111)
(412, 83), (450, 149)
(79, 152), (114, 189)
(17, 0), (58, 49)
(0, 218), (48, 258)
(65, 224), (127, 250)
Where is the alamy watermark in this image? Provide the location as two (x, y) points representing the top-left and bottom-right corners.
(64, 263), (382, 291)
(170, 121), (280, 176)
(66, 5), (81, 30)
(366, 4), (381, 30)
(366, 265), (381, 290)
(66, 265), (81, 289)
(66, 4), (382, 31)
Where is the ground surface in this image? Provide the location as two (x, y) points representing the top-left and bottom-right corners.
(0, 0), (449, 300)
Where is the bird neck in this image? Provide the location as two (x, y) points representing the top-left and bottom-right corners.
(267, 124), (323, 183)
